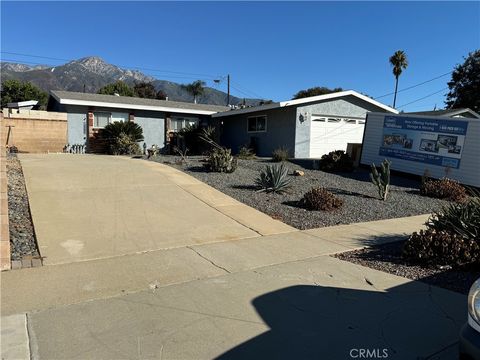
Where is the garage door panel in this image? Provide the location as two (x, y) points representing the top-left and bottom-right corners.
(310, 116), (365, 158)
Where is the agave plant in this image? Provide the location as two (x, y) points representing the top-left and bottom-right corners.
(255, 163), (292, 194)
(427, 195), (480, 241)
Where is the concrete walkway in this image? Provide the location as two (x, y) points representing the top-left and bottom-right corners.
(1, 154), (463, 359)
(3, 251), (464, 360)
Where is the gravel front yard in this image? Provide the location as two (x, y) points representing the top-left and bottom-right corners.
(149, 156), (449, 230)
(334, 241), (479, 295)
(7, 154), (39, 260)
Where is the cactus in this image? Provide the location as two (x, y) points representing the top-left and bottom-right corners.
(370, 159), (391, 201)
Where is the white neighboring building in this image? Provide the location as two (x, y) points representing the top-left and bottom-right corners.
(361, 111), (480, 187)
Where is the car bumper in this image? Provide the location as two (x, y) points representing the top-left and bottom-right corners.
(460, 322), (480, 360)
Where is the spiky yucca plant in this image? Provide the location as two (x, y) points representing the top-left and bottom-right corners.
(255, 163), (291, 194)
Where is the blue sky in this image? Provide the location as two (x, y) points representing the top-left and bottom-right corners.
(1, 1), (479, 111)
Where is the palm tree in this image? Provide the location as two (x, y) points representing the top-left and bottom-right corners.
(181, 80), (206, 104)
(389, 50), (408, 108)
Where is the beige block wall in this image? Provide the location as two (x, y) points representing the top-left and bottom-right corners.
(2, 110), (68, 153)
(0, 122), (11, 270)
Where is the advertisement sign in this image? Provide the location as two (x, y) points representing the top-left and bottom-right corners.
(379, 116), (468, 169)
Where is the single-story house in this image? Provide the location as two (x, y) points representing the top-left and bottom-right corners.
(211, 90), (398, 158)
(405, 108), (480, 119)
(47, 91), (229, 153)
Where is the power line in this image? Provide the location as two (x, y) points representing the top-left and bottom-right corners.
(230, 80), (265, 99)
(397, 87), (449, 109)
(0, 57), (217, 81)
(1, 51), (70, 62)
(1, 53), (262, 100)
(373, 71), (452, 100)
(1, 51), (219, 79)
(230, 84), (260, 99)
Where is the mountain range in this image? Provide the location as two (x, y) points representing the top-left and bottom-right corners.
(0, 56), (263, 106)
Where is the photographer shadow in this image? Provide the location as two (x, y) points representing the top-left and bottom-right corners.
(215, 282), (465, 360)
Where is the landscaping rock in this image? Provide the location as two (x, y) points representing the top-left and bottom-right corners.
(335, 240), (479, 295)
(7, 154), (39, 261)
(293, 170), (305, 176)
(148, 156), (449, 230)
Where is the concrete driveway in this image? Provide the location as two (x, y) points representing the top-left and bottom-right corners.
(19, 154), (294, 265)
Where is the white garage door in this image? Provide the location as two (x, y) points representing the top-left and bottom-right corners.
(309, 115), (365, 158)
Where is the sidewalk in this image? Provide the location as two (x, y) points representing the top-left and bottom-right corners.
(1, 214), (428, 316)
(2, 214), (463, 360)
(3, 242), (464, 360)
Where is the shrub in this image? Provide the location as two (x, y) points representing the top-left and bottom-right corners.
(301, 187), (344, 211)
(238, 146), (255, 160)
(103, 121), (144, 143)
(199, 127), (237, 173)
(370, 159), (391, 201)
(426, 196), (480, 240)
(109, 133), (142, 155)
(420, 177), (467, 202)
(173, 146), (189, 164)
(403, 229), (479, 267)
(272, 147), (289, 162)
(103, 121), (144, 155)
(403, 195), (480, 267)
(319, 150), (354, 172)
(178, 125), (214, 155)
(255, 163), (291, 193)
(204, 147), (237, 173)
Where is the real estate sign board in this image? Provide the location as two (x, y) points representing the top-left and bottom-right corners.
(379, 116), (468, 169)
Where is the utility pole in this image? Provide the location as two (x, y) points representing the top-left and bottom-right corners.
(227, 74), (230, 106)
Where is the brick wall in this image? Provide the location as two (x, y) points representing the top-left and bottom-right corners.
(2, 109), (68, 153)
(0, 123), (10, 270)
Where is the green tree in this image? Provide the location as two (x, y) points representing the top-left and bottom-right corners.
(181, 80), (206, 104)
(98, 81), (134, 97)
(445, 50), (480, 112)
(156, 89), (167, 100)
(0, 79), (48, 109)
(133, 81), (157, 99)
(259, 100), (274, 105)
(389, 50), (409, 108)
(292, 86), (343, 100)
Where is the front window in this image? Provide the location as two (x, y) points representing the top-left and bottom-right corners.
(171, 117), (199, 132)
(111, 112), (129, 123)
(247, 115), (267, 132)
(94, 112), (129, 128)
(94, 112), (111, 128)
